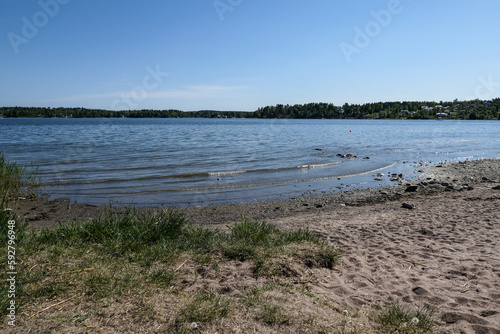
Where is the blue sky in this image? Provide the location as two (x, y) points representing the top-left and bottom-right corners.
(1, 0), (500, 111)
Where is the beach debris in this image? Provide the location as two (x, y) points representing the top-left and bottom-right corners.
(343, 310), (349, 316)
(190, 322), (198, 329)
(411, 317), (420, 325)
(402, 203), (414, 210)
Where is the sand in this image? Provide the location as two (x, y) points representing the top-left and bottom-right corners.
(271, 185), (500, 333)
(8, 158), (500, 333)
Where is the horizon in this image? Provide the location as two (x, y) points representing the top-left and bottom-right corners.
(2, 97), (499, 114)
(2, 1), (500, 111)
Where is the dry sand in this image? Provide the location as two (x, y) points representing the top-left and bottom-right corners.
(271, 185), (500, 333)
(8, 159), (500, 333)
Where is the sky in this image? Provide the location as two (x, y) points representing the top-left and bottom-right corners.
(1, 0), (500, 111)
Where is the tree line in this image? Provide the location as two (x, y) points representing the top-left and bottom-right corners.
(1, 99), (499, 120)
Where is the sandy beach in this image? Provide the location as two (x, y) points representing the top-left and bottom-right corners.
(7, 159), (500, 333)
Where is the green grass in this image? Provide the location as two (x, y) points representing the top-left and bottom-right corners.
(0, 205), (341, 319)
(259, 303), (291, 326)
(180, 287), (231, 324)
(0, 152), (39, 198)
(376, 304), (436, 334)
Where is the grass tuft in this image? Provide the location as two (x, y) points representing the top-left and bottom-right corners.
(260, 304), (291, 326)
(180, 288), (231, 324)
(0, 152), (39, 198)
(376, 304), (436, 334)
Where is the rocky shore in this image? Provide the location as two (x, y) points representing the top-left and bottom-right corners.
(10, 158), (500, 230)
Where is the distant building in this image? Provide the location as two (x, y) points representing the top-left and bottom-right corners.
(400, 110), (415, 115)
(484, 101), (493, 109)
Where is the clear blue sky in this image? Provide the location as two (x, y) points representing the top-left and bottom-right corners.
(1, 0), (500, 111)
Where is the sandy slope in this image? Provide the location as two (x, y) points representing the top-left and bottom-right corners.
(269, 186), (500, 333)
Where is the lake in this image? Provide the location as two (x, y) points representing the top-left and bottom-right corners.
(1, 118), (498, 206)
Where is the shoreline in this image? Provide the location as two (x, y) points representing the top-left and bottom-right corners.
(9, 158), (500, 230)
(6, 158), (500, 333)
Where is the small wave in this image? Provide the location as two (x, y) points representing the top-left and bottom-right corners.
(298, 161), (341, 169)
(208, 170), (248, 176)
(141, 163), (396, 193)
(41, 160), (344, 187)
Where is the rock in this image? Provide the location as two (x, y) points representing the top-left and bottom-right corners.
(314, 148), (322, 151)
(315, 204), (323, 208)
(363, 156), (370, 159)
(418, 228), (434, 236)
(380, 191), (389, 195)
(405, 185), (419, 192)
(492, 185), (500, 190)
(480, 310), (498, 317)
(402, 203), (414, 210)
(452, 186), (463, 192)
(429, 184), (444, 190)
(412, 287), (428, 295)
(374, 178), (383, 181)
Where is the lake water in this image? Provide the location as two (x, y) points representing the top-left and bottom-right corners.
(1, 118), (499, 206)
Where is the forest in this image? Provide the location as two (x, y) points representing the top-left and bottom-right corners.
(1, 99), (499, 120)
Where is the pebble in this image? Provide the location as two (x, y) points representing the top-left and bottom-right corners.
(405, 185), (419, 192)
(402, 203), (414, 210)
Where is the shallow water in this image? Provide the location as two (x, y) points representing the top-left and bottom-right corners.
(1, 118), (499, 205)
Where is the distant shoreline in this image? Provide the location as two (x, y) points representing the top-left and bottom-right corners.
(2, 98), (499, 120)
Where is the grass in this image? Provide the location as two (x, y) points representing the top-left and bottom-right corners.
(180, 287), (231, 323)
(376, 304), (436, 334)
(0, 201), (341, 331)
(259, 304), (291, 326)
(0, 152), (39, 198)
